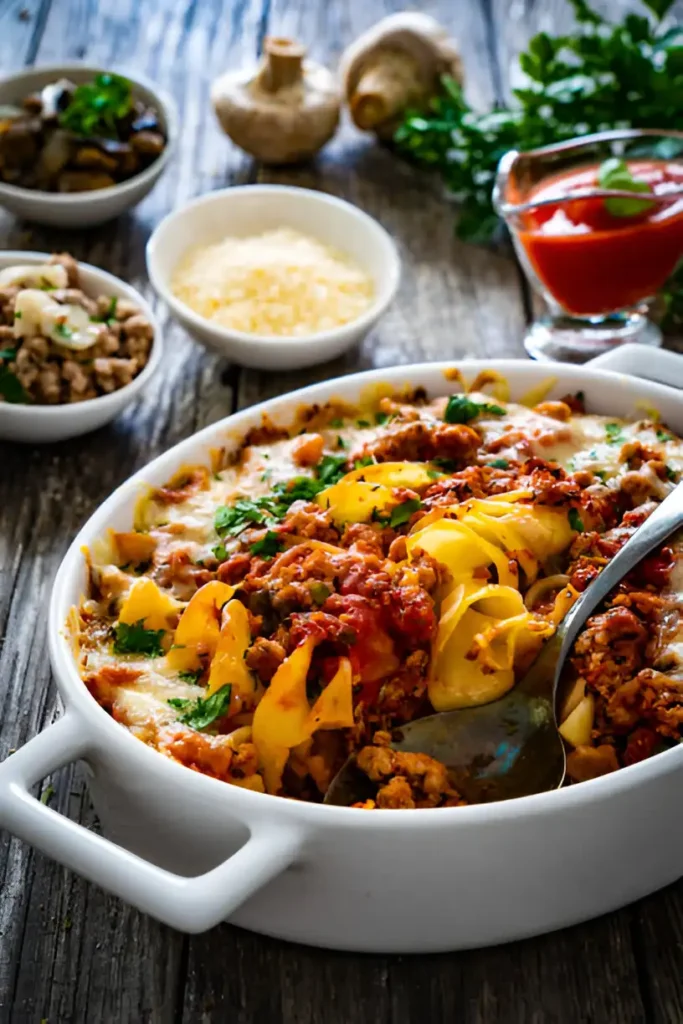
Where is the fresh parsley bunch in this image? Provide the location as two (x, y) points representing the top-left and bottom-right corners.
(394, 0), (683, 328)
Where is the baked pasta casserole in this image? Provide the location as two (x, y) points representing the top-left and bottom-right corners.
(74, 371), (683, 808)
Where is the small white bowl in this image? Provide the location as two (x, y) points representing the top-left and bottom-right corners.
(146, 185), (401, 371)
(0, 64), (178, 228)
(0, 251), (162, 443)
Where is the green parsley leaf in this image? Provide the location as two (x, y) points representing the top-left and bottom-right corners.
(605, 423), (625, 445)
(656, 428), (674, 442)
(168, 684), (232, 731)
(389, 498), (423, 528)
(444, 395), (506, 423)
(112, 619), (165, 657)
(426, 468), (441, 480)
(598, 157), (656, 218)
(568, 508), (584, 532)
(316, 454), (348, 487)
(212, 543), (228, 562)
(0, 364), (28, 403)
(375, 412), (390, 425)
(336, 435), (348, 450)
(329, 417), (344, 428)
(54, 321), (73, 341)
(178, 669), (203, 684)
(488, 458), (509, 469)
(354, 456), (374, 470)
(59, 72), (133, 139)
(356, 419), (371, 428)
(665, 465), (678, 481)
(432, 457), (456, 472)
(250, 530), (284, 559)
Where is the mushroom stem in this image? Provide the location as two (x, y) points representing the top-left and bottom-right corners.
(349, 51), (421, 130)
(261, 37), (305, 91)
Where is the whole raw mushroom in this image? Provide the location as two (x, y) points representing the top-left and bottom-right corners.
(340, 12), (463, 139)
(211, 37), (341, 165)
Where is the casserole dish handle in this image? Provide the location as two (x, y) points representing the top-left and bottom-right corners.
(0, 712), (306, 933)
(589, 343), (683, 387)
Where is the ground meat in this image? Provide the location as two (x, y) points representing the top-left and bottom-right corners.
(245, 636), (286, 683)
(0, 253), (154, 405)
(356, 736), (465, 808)
(356, 420), (480, 465)
(292, 433), (325, 466)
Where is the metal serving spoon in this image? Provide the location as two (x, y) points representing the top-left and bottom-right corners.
(325, 482), (683, 806)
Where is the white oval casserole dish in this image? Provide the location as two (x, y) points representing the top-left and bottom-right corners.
(1, 343), (683, 951)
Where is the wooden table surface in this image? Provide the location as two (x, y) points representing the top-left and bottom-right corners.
(2, 0), (683, 1020)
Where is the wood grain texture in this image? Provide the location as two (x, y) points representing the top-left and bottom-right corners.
(0, 0), (682, 1022)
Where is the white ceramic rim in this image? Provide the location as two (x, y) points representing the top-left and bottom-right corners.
(146, 184), (402, 350)
(0, 63), (178, 207)
(46, 349), (683, 829)
(0, 250), (163, 422)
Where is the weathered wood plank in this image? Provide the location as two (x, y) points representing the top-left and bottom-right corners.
(0, 1), (264, 1020)
(236, 0), (526, 410)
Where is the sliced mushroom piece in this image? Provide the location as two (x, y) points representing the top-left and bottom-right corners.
(40, 78), (76, 120)
(36, 129), (72, 179)
(0, 121), (40, 169)
(56, 169), (117, 192)
(72, 145), (119, 172)
(130, 130), (166, 157)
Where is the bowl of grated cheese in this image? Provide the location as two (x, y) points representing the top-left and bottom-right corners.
(145, 184), (400, 369)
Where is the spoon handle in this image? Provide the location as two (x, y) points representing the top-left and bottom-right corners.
(555, 481), (683, 672)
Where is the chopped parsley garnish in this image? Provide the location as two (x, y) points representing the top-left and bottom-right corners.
(329, 417), (344, 428)
(389, 498), (423, 528)
(92, 295), (118, 323)
(665, 465), (678, 482)
(178, 669), (203, 684)
(58, 72), (133, 139)
(432, 457), (456, 472)
(375, 411), (390, 425)
(487, 458), (509, 469)
(356, 419), (371, 428)
(250, 531), (284, 559)
(168, 684), (232, 731)
(605, 423), (625, 445)
(426, 468), (441, 480)
(354, 456), (374, 470)
(214, 455), (349, 542)
(594, 470), (608, 482)
(336, 435), (348, 450)
(444, 395), (505, 424)
(568, 508), (584, 532)
(12, 311), (21, 320)
(316, 454), (348, 486)
(212, 543), (228, 562)
(112, 619), (165, 657)
(656, 428), (674, 442)
(0, 360), (26, 404)
(54, 321), (73, 341)
(309, 581), (331, 605)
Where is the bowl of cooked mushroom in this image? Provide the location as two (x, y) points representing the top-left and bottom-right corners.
(0, 251), (162, 442)
(0, 64), (177, 227)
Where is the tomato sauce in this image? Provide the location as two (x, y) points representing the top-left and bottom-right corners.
(513, 160), (683, 316)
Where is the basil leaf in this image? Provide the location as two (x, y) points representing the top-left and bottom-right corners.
(598, 158), (656, 218)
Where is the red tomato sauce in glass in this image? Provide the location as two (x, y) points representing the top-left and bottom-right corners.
(513, 160), (683, 316)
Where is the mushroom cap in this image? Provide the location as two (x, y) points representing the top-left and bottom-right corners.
(340, 11), (463, 99)
(211, 58), (341, 165)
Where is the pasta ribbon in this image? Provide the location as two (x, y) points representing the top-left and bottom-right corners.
(206, 599), (254, 703)
(166, 580), (235, 672)
(343, 461), (435, 490)
(252, 642), (354, 794)
(408, 492), (575, 713)
(315, 479), (393, 524)
(118, 578), (180, 632)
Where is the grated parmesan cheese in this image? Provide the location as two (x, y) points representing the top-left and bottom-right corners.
(171, 228), (374, 337)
